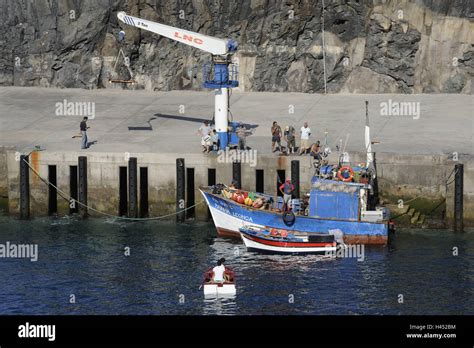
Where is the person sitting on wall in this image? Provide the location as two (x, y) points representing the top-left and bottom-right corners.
(198, 121), (212, 153)
(203, 131), (213, 153)
(211, 129), (219, 151)
(310, 141), (321, 159)
(229, 179), (239, 190)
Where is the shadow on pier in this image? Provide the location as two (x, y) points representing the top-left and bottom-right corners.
(127, 113), (259, 131)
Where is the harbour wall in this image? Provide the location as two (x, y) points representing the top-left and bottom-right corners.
(1, 147), (472, 228)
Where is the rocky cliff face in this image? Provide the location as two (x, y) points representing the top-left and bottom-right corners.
(0, 0), (472, 93)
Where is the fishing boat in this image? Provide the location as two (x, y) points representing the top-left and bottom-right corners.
(239, 225), (337, 254)
(202, 267), (236, 297)
(201, 180), (390, 245)
(200, 102), (393, 245)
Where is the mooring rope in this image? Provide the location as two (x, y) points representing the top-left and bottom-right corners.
(22, 158), (204, 221)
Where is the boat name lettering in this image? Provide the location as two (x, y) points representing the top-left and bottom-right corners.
(212, 201), (230, 215)
(231, 212), (253, 222)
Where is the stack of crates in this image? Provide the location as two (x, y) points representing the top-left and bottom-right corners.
(291, 199), (302, 212)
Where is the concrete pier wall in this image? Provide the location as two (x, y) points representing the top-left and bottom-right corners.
(1, 148), (472, 227)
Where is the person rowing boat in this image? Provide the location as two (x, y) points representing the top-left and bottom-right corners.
(212, 257), (226, 282)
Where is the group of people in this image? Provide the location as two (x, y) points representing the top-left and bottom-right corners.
(197, 120), (321, 158)
(198, 121), (220, 153)
(271, 121), (320, 157)
(198, 121), (249, 153)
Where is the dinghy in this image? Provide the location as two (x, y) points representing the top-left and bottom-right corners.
(239, 225), (337, 254)
(202, 267), (236, 297)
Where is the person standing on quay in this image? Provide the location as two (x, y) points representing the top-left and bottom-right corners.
(279, 177), (295, 211)
(80, 117), (89, 149)
(271, 121), (282, 153)
(284, 125), (296, 154)
(299, 122), (311, 155)
(236, 122), (247, 150)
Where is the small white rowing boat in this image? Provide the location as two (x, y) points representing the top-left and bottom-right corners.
(203, 283), (236, 296)
(202, 267), (236, 297)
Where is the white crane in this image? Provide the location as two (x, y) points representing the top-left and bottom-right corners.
(117, 11), (239, 149)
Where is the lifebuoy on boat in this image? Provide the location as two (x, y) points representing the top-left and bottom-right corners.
(337, 166), (354, 182)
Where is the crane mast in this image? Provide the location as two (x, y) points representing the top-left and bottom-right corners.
(117, 11), (238, 149)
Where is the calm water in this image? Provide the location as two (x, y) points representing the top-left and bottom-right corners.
(0, 215), (472, 315)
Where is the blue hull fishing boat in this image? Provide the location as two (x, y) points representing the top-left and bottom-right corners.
(200, 180), (390, 245)
(201, 101), (393, 246)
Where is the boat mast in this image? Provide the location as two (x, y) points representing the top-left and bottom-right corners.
(365, 100), (374, 171)
(321, 0), (327, 94)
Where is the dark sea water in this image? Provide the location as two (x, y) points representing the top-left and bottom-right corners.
(0, 215), (472, 315)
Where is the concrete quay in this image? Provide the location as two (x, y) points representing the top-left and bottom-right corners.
(0, 87), (472, 156)
(0, 87), (472, 227)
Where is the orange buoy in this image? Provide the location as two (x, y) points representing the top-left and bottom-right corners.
(337, 165), (354, 182)
(236, 194), (245, 204)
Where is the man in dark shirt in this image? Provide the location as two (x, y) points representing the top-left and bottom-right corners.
(236, 122), (247, 150)
(271, 121), (282, 153)
(279, 178), (295, 211)
(80, 117), (89, 149)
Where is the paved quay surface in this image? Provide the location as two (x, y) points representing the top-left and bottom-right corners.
(0, 86), (472, 156)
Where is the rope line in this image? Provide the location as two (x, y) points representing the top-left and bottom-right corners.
(22, 158), (204, 221)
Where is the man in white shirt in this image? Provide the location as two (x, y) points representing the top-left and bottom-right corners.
(198, 121), (212, 152)
(299, 122), (311, 155)
(212, 258), (226, 282)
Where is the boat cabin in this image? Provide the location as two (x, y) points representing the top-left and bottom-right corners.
(309, 177), (368, 221)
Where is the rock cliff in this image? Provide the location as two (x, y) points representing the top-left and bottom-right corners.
(0, 0), (472, 93)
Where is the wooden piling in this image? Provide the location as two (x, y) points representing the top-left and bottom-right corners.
(78, 156), (88, 217)
(232, 161), (241, 189)
(176, 158), (185, 222)
(128, 157), (138, 218)
(454, 163), (464, 232)
(291, 160), (300, 199)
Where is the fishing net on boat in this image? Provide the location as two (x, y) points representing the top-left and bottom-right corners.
(312, 181), (359, 194)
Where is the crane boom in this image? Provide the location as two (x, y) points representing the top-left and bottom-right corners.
(116, 11), (239, 149)
(117, 12), (234, 55)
